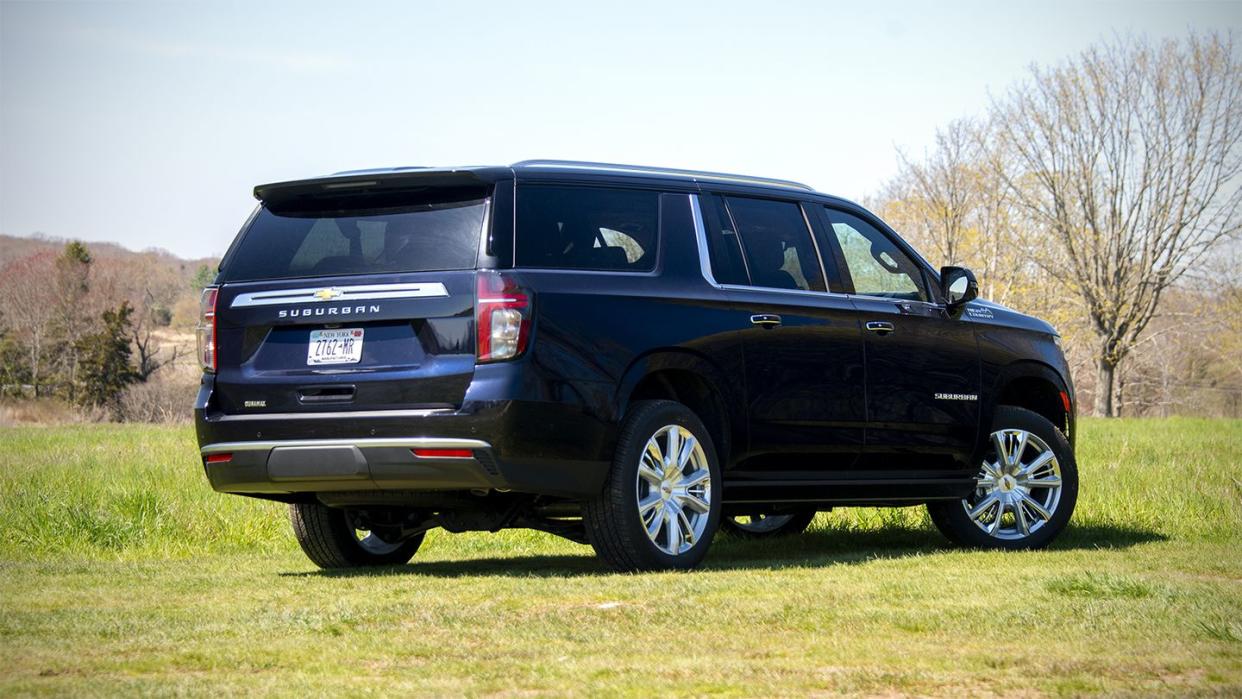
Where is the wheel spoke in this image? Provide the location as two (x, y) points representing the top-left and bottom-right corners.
(1014, 499), (1031, 535)
(646, 437), (664, 466)
(638, 492), (662, 517)
(676, 508), (696, 546)
(991, 431), (1010, 470)
(678, 492), (710, 514)
(988, 500), (1006, 534)
(666, 429), (681, 472)
(1026, 475), (1062, 489)
(1020, 492), (1053, 520)
(981, 460), (1003, 479)
(679, 469), (710, 489)
(664, 507), (682, 551)
(1010, 431), (1029, 468)
(1019, 449), (1055, 477)
(968, 493), (1000, 521)
(677, 434), (698, 470)
(638, 459), (662, 486)
(646, 503), (665, 538)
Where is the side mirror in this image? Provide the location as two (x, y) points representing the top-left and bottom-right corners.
(940, 266), (978, 308)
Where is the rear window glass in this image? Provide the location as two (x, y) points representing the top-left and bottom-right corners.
(220, 197), (487, 282)
(515, 186), (658, 271)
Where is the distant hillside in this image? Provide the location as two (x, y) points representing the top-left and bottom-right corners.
(0, 233), (219, 273)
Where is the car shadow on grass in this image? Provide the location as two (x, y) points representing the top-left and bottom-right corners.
(281, 523), (1165, 579)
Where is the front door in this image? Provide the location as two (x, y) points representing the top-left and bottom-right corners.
(818, 206), (981, 472)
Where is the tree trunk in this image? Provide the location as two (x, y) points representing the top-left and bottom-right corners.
(1095, 357), (1117, 417)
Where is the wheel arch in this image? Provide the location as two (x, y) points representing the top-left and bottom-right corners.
(614, 350), (743, 466)
(991, 361), (1075, 446)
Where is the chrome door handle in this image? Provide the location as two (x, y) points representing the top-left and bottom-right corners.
(750, 314), (782, 328)
(865, 321), (895, 335)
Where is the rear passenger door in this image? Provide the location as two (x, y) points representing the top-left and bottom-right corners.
(815, 206), (981, 472)
(701, 193), (866, 479)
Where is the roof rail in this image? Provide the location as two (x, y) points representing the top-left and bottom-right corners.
(511, 159), (814, 192)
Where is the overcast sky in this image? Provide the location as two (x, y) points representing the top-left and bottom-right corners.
(1, 0), (1238, 259)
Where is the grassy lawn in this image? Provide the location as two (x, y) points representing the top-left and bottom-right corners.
(0, 419), (1239, 696)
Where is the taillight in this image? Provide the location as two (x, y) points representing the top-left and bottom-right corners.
(476, 271), (531, 363)
(197, 287), (218, 372)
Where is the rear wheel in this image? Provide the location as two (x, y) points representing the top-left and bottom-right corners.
(721, 510), (817, 538)
(289, 503), (424, 568)
(928, 406), (1077, 550)
(584, 400), (722, 572)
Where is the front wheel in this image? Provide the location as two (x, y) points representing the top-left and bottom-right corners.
(289, 503), (424, 568)
(584, 400), (722, 572)
(928, 406), (1078, 550)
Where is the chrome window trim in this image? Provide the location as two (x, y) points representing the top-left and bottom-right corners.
(230, 282), (449, 308)
(201, 437), (490, 454)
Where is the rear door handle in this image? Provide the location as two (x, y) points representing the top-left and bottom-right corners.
(750, 314), (782, 328)
(865, 321), (895, 335)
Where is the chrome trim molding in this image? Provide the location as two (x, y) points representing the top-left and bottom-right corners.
(201, 437), (490, 454)
(689, 195), (719, 287)
(211, 408), (456, 422)
(230, 282), (449, 308)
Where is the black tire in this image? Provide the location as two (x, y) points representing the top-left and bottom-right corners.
(720, 510), (817, 539)
(928, 405), (1078, 550)
(288, 503), (424, 568)
(584, 400), (723, 572)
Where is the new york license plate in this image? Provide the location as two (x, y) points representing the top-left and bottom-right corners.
(307, 328), (364, 365)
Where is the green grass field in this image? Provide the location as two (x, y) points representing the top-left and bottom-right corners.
(0, 419), (1239, 696)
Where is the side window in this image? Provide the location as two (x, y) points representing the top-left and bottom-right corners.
(702, 195), (749, 285)
(824, 209), (928, 301)
(725, 196), (825, 292)
(515, 186), (659, 271)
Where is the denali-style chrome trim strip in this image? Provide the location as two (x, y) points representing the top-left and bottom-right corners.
(211, 408), (456, 422)
(201, 437), (491, 454)
(230, 282), (449, 308)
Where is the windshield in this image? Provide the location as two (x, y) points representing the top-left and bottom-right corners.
(220, 195), (488, 282)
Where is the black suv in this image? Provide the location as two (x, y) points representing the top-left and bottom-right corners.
(195, 160), (1078, 572)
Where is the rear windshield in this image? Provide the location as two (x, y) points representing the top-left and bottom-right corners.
(220, 196), (488, 282)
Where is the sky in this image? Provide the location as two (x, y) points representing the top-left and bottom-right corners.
(1, 0), (1239, 260)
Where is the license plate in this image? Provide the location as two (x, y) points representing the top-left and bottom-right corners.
(307, 328), (364, 365)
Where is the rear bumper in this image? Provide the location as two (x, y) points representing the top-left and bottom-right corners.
(200, 437), (510, 494)
(195, 382), (616, 498)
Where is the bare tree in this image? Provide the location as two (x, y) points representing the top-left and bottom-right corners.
(0, 254), (58, 396)
(878, 118), (1033, 307)
(991, 33), (1242, 416)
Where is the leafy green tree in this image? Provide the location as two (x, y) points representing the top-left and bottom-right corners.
(74, 302), (139, 414)
(191, 264), (216, 292)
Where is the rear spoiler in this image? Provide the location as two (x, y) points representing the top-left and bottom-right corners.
(253, 168), (496, 207)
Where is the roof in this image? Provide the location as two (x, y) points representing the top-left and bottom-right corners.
(254, 160), (833, 202)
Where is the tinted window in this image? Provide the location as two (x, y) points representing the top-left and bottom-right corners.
(726, 197), (824, 292)
(702, 195), (749, 285)
(825, 209), (927, 301)
(221, 197), (486, 282)
(515, 186), (658, 271)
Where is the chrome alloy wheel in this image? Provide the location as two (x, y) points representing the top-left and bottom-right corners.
(354, 528), (403, 555)
(636, 424), (712, 556)
(963, 428), (1064, 541)
(726, 514), (797, 533)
